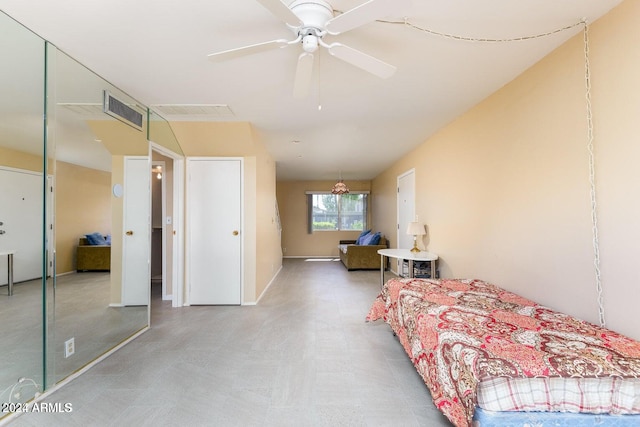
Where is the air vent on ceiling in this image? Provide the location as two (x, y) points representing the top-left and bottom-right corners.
(58, 103), (104, 117)
(103, 90), (144, 131)
(151, 104), (235, 120)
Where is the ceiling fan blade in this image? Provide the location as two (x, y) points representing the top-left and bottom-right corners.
(325, 0), (395, 34)
(293, 52), (314, 99)
(208, 39), (290, 62)
(255, 0), (302, 27)
(327, 43), (396, 79)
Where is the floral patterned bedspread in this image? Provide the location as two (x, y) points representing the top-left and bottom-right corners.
(366, 278), (640, 427)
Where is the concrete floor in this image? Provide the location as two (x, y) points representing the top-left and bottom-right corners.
(8, 258), (451, 426)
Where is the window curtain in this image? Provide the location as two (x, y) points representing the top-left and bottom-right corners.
(363, 193), (369, 230)
(306, 193), (313, 234)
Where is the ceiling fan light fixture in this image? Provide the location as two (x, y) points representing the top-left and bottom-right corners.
(302, 34), (319, 52)
(290, 0), (333, 29)
(207, 0), (399, 98)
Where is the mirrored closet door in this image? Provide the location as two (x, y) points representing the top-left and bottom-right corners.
(1, 11), (155, 415)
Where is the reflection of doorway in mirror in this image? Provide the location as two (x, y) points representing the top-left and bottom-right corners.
(121, 156), (151, 306)
(0, 167), (43, 284)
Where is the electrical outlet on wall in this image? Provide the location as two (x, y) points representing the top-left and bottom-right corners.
(64, 337), (75, 358)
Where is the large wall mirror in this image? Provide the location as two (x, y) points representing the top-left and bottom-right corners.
(0, 11), (152, 413)
(0, 12), (47, 406)
(47, 47), (151, 385)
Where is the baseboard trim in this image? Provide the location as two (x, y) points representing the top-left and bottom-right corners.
(55, 270), (76, 278)
(283, 255), (336, 259)
(249, 264), (283, 305)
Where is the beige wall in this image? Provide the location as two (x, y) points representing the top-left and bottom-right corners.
(169, 121), (281, 303)
(276, 180), (372, 257)
(588, 1), (640, 340)
(372, 0), (640, 340)
(250, 126), (283, 300)
(0, 146), (44, 172)
(89, 120), (148, 156)
(55, 161), (111, 274)
(110, 156), (125, 305)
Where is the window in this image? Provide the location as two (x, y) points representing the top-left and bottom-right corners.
(307, 192), (368, 232)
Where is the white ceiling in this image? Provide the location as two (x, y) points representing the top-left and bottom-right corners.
(0, 0), (623, 180)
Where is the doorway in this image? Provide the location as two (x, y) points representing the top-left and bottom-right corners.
(150, 142), (185, 309)
(396, 169), (416, 274)
(151, 160), (166, 301)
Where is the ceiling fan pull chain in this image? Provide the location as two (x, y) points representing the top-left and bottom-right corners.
(317, 49), (322, 111)
(582, 20), (605, 329)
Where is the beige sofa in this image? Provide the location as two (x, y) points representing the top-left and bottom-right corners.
(338, 237), (387, 270)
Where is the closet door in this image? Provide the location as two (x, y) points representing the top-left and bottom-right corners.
(0, 167), (43, 284)
(187, 158), (242, 305)
(122, 156), (151, 306)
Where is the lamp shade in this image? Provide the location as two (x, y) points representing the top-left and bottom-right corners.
(331, 180), (349, 195)
(406, 222), (426, 236)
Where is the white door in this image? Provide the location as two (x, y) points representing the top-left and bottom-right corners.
(397, 169), (416, 271)
(187, 158), (242, 305)
(122, 156), (151, 306)
(0, 167), (43, 284)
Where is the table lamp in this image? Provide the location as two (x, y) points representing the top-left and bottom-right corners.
(406, 222), (426, 253)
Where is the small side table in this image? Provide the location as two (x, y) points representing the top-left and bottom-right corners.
(377, 248), (438, 289)
(1, 250), (16, 296)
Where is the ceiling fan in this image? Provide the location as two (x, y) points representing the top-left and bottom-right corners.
(207, 0), (399, 98)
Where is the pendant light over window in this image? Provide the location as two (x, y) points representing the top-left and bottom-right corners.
(331, 172), (349, 195)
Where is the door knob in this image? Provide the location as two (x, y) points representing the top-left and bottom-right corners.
(126, 230), (134, 236)
(232, 230), (239, 236)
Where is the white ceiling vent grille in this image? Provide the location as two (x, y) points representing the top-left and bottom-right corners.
(103, 91), (144, 131)
(151, 104), (235, 120)
(58, 103), (104, 117)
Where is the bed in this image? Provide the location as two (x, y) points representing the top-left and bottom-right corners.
(366, 278), (640, 427)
